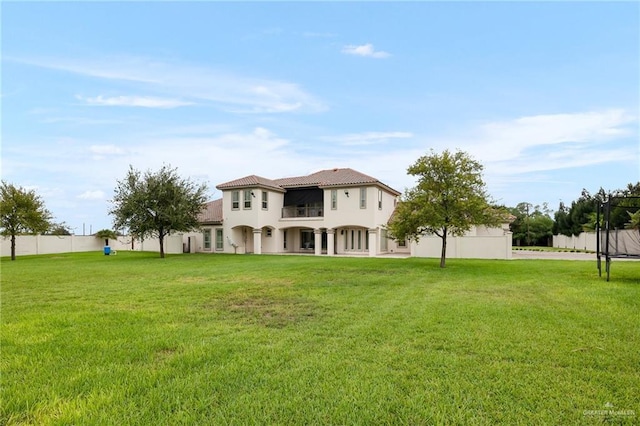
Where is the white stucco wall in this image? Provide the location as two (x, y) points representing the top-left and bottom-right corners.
(411, 233), (512, 260)
(1, 235), (183, 257)
(220, 188), (285, 254)
(553, 232), (597, 251)
(322, 186), (397, 230)
(216, 184), (399, 255)
(213, 184), (512, 260)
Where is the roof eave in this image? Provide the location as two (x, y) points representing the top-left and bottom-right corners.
(318, 182), (401, 196)
(216, 183), (286, 193)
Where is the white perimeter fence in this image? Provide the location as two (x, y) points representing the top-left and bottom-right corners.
(1, 235), (184, 257)
(552, 232), (597, 251)
(411, 235), (513, 260)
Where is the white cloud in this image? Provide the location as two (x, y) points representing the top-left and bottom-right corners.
(89, 145), (126, 156)
(4, 106), (635, 233)
(342, 43), (390, 58)
(8, 55), (160, 83)
(40, 116), (124, 125)
(12, 55), (326, 114)
(77, 190), (105, 200)
(77, 95), (193, 108)
(474, 109), (636, 161)
(327, 131), (414, 146)
(424, 109), (638, 175)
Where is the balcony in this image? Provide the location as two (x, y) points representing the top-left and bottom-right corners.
(282, 206), (324, 218)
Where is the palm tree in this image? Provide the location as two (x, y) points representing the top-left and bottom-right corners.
(581, 212), (602, 232)
(624, 210), (640, 237)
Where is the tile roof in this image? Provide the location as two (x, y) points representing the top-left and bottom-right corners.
(198, 198), (223, 223)
(216, 175), (284, 192)
(215, 168), (400, 195)
(273, 168), (376, 187)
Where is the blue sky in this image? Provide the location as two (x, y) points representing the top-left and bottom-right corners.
(2, 1), (638, 234)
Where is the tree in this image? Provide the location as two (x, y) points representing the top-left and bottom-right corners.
(552, 184), (639, 235)
(46, 222), (72, 236)
(552, 202), (572, 236)
(387, 149), (499, 268)
(95, 229), (118, 246)
(623, 210), (640, 239)
(609, 183), (640, 229)
(110, 165), (208, 258)
(509, 202), (554, 246)
(0, 181), (53, 260)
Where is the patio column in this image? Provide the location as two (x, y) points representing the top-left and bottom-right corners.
(253, 228), (262, 254)
(314, 229), (322, 256)
(368, 228), (378, 257)
(327, 229), (335, 256)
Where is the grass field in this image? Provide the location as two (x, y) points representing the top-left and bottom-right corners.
(2, 252), (638, 425)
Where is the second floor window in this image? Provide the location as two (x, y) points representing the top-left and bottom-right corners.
(378, 189), (383, 210)
(244, 190), (252, 209)
(262, 191), (268, 210)
(232, 191), (240, 210)
(360, 188), (367, 209)
(331, 189), (337, 210)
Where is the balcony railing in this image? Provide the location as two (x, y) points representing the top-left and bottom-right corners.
(282, 206), (324, 218)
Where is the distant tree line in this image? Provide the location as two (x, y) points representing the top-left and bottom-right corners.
(509, 182), (640, 246)
(508, 202), (554, 247)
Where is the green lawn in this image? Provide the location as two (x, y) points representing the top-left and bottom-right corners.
(2, 252), (638, 425)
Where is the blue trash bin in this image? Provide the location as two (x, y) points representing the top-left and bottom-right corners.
(104, 246), (111, 255)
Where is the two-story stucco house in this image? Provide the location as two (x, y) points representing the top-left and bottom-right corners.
(194, 168), (407, 256)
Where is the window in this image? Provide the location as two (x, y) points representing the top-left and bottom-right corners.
(215, 229), (224, 250)
(398, 240), (407, 248)
(203, 229), (211, 250)
(283, 230), (288, 249)
(331, 189), (337, 210)
(360, 188), (367, 209)
(261, 191), (268, 210)
(357, 230), (362, 250)
(232, 191), (240, 210)
(378, 189), (383, 210)
(243, 190), (252, 209)
(266, 228), (272, 237)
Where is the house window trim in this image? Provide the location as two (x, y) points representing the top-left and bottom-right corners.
(331, 189), (337, 210)
(232, 191), (240, 210)
(243, 190), (252, 210)
(360, 188), (367, 209)
(261, 191), (268, 210)
(215, 229), (224, 251)
(203, 229), (212, 251)
(378, 189), (383, 210)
